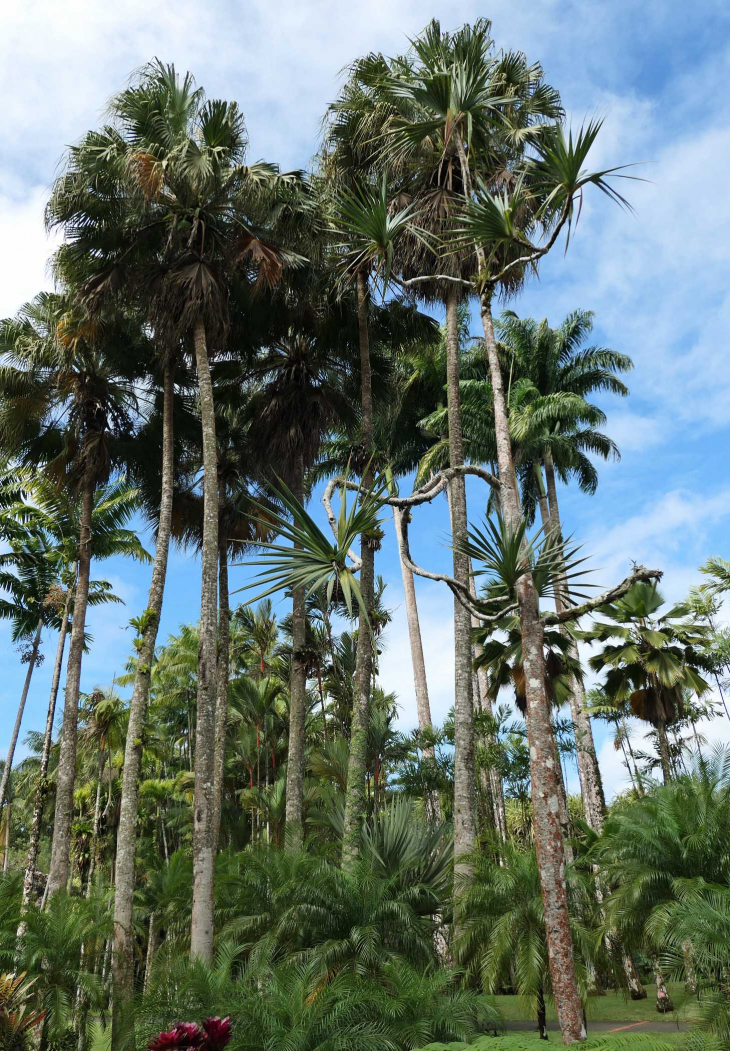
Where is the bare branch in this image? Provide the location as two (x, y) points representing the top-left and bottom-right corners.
(400, 274), (473, 289)
(543, 566), (663, 625)
(320, 478), (362, 572)
(482, 198), (572, 288)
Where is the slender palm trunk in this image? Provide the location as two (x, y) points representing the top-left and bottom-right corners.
(190, 316), (219, 962)
(468, 565), (507, 840)
(444, 287), (476, 874)
(480, 291), (585, 1042)
(111, 365), (174, 1049)
(86, 764), (103, 895)
(2, 803), (10, 873)
(0, 617), (43, 817)
(143, 912), (160, 995)
(543, 452), (606, 831)
(47, 474), (94, 899)
(20, 589), (71, 920)
(342, 270), (376, 867)
(393, 504), (441, 823)
(285, 454), (307, 841)
(212, 486), (230, 853)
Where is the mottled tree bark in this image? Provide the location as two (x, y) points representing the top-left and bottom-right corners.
(444, 287), (476, 875)
(47, 475), (94, 899)
(111, 365), (174, 1049)
(393, 504), (441, 823)
(190, 317), (219, 961)
(342, 270), (375, 867)
(285, 455), (307, 842)
(480, 291), (585, 1043)
(20, 584), (72, 919)
(543, 452), (606, 832)
(0, 617), (43, 816)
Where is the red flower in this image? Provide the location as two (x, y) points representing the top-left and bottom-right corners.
(148, 1022), (204, 1050)
(202, 1016), (232, 1051)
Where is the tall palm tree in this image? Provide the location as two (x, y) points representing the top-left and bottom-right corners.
(246, 321), (352, 837)
(498, 308), (632, 832)
(49, 59), (304, 971)
(0, 292), (140, 902)
(585, 583), (712, 784)
(0, 534), (62, 818)
(14, 478), (145, 918)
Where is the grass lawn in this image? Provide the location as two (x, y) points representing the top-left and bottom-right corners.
(494, 984), (692, 1023)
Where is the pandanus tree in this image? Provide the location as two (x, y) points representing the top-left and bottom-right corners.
(0, 292), (140, 903)
(585, 583), (712, 785)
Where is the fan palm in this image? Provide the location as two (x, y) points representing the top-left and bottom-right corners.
(49, 58), (306, 972)
(585, 583), (711, 784)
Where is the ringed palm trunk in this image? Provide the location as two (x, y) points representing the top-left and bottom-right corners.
(212, 495), (231, 854)
(285, 455), (307, 842)
(20, 583), (72, 919)
(0, 617), (43, 816)
(543, 451), (606, 831)
(342, 270), (376, 868)
(480, 290), (585, 1042)
(444, 287), (476, 874)
(392, 504), (441, 823)
(111, 364), (174, 1050)
(190, 316), (219, 962)
(47, 473), (94, 899)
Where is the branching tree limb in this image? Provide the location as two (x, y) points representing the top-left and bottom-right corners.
(542, 566), (663, 625)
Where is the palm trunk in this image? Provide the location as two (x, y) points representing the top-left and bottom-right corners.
(190, 315), (219, 962)
(657, 722), (672, 784)
(47, 473), (94, 899)
(212, 488), (230, 853)
(285, 454), (307, 842)
(0, 617), (43, 816)
(444, 287), (476, 875)
(653, 958), (674, 1012)
(2, 802), (11, 873)
(480, 290), (585, 1042)
(143, 912), (160, 995)
(21, 584), (72, 916)
(342, 270), (376, 867)
(393, 504), (441, 823)
(112, 365), (174, 1049)
(537, 985), (548, 1040)
(543, 452), (606, 832)
(469, 565), (507, 841)
(86, 768), (102, 896)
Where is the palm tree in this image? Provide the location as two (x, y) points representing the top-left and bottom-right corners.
(498, 308), (632, 831)
(0, 534), (62, 818)
(15, 478), (144, 918)
(49, 59), (304, 969)
(585, 583), (712, 784)
(0, 293), (140, 902)
(456, 840), (593, 1038)
(246, 321), (352, 837)
(321, 176), (418, 864)
(600, 748), (730, 1010)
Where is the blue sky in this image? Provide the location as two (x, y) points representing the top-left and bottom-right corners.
(2, 0), (729, 798)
